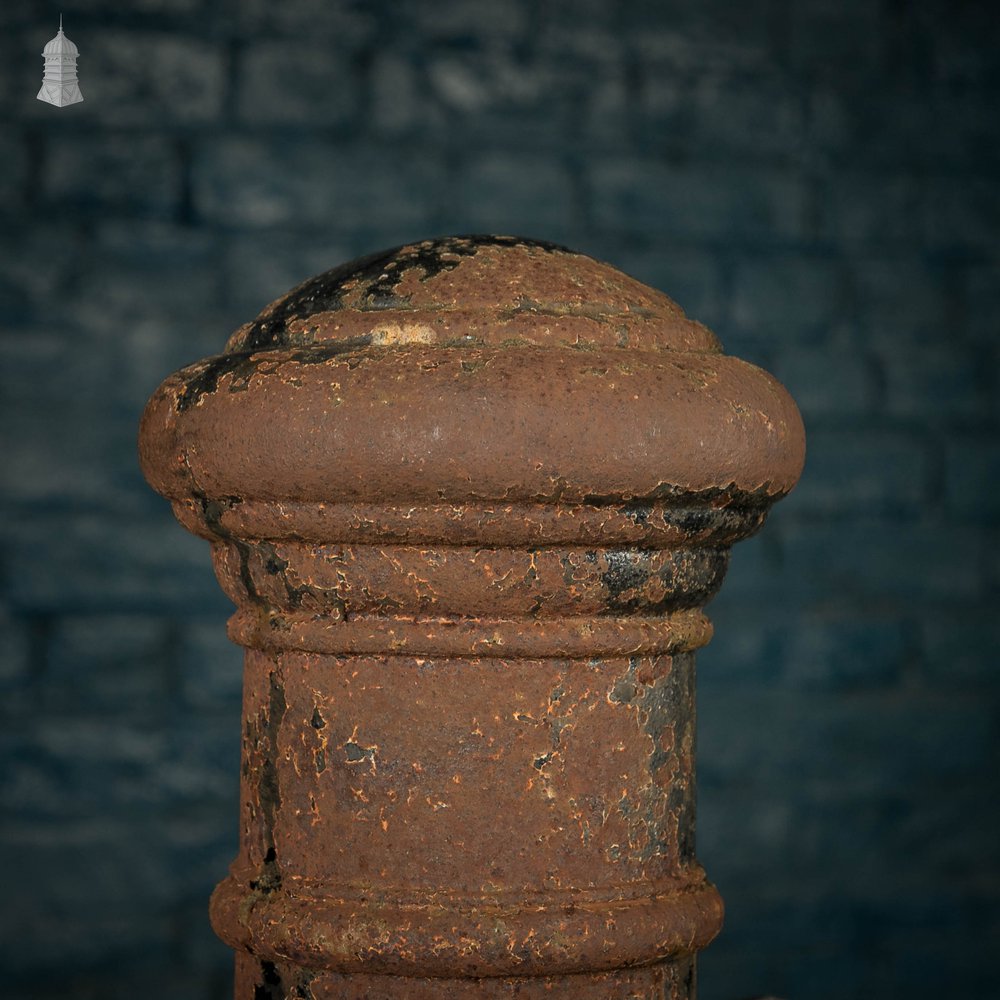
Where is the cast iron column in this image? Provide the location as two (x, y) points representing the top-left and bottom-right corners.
(140, 236), (804, 999)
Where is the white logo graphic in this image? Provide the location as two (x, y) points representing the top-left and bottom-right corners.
(37, 16), (83, 108)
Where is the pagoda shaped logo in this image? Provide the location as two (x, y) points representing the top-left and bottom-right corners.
(37, 16), (83, 108)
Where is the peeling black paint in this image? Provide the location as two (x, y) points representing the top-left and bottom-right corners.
(194, 491), (263, 608)
(258, 671), (287, 868)
(249, 845), (282, 895)
(253, 959), (283, 1000)
(597, 548), (730, 614)
(234, 235), (572, 353)
(622, 502), (651, 526)
(607, 654), (696, 864)
(294, 971), (317, 1000)
(601, 551), (652, 605)
(262, 542), (289, 576)
(344, 741), (374, 764)
(584, 482), (781, 510)
(175, 337), (373, 413)
(258, 540), (311, 610)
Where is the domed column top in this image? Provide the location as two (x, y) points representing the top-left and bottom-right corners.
(141, 234), (803, 519)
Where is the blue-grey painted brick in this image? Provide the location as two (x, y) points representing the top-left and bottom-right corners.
(0, 408), (116, 512)
(781, 517), (984, 603)
(235, 0), (377, 40)
(639, 69), (803, 160)
(0, 512), (227, 615)
(0, 331), (140, 510)
(699, 789), (1000, 941)
(369, 52), (424, 136)
(966, 261), (1000, 343)
(128, 0), (207, 11)
(699, 689), (994, 791)
(0, 329), (115, 413)
(629, 24), (771, 73)
(882, 345), (989, 424)
(35, 30), (227, 126)
(944, 438), (1000, 519)
(50, 224), (227, 408)
(1, 713), (237, 825)
(990, 527), (1000, 597)
(590, 159), (807, 242)
(194, 137), (445, 232)
(0, 606), (31, 719)
(688, 75), (803, 158)
(783, 429), (930, 514)
(707, 531), (790, 604)
(696, 610), (787, 686)
(161, 714), (240, 805)
(787, 1), (883, 80)
(0, 26), (26, 110)
(697, 902), (808, 1000)
(237, 40), (359, 126)
(424, 46), (558, 115)
(94, 218), (221, 263)
(0, 224), (88, 325)
(624, 0), (774, 44)
(853, 258), (960, 344)
(177, 617), (243, 711)
(921, 617), (1000, 688)
(42, 134), (180, 218)
(421, 48), (585, 148)
(169, 900), (234, 980)
(533, 26), (629, 148)
(731, 255), (843, 342)
(702, 783), (999, 896)
(0, 721), (165, 820)
(12, 969), (232, 1000)
(0, 821), (176, 971)
(401, 0), (530, 41)
(163, 810), (237, 901)
(83, 221), (227, 365)
(819, 170), (923, 248)
(771, 347), (873, 418)
(860, 786), (999, 888)
(922, 175), (1000, 254)
(44, 614), (173, 714)
(69, 292), (226, 414)
(0, 130), (27, 201)
(781, 614), (908, 689)
(805, 83), (1000, 171)
(927, 93), (1000, 166)
(455, 153), (576, 240)
(923, 3), (1000, 88)
(701, 889), (999, 1000)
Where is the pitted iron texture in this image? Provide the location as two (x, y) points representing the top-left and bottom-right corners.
(139, 236), (804, 999)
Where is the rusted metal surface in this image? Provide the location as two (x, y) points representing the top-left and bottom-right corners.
(139, 235), (804, 998)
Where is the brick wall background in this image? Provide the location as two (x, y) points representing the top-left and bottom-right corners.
(1, 1), (997, 998)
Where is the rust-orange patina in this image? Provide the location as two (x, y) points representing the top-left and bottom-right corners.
(139, 236), (804, 999)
